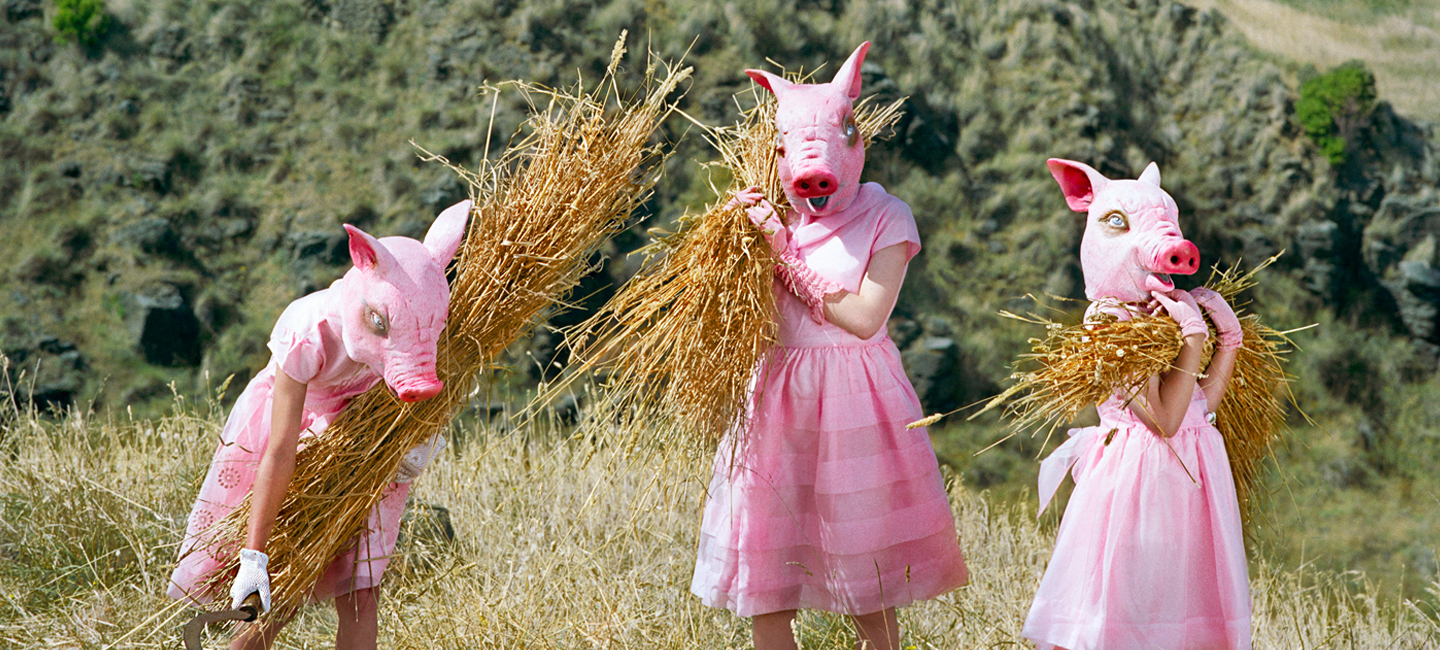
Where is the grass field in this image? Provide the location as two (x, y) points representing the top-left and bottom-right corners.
(2, 396), (1438, 648)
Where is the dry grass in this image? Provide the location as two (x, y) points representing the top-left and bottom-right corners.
(1187, 0), (1440, 123)
(2, 396), (1438, 648)
(185, 38), (692, 616)
(964, 258), (1294, 523)
(548, 86), (903, 460)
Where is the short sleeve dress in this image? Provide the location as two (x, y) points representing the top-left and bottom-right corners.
(1022, 306), (1252, 649)
(690, 183), (969, 617)
(167, 288), (412, 605)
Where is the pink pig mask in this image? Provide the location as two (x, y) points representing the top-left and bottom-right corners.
(336, 200), (470, 403)
(747, 42), (871, 218)
(1048, 159), (1200, 303)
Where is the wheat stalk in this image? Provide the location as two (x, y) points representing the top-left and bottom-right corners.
(543, 85), (905, 460)
(187, 37), (691, 617)
(967, 256), (1295, 523)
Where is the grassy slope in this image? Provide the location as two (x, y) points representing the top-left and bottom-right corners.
(1186, 0), (1440, 123)
(1, 405), (1436, 648)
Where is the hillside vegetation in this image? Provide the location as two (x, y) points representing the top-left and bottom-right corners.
(4, 0), (1440, 625)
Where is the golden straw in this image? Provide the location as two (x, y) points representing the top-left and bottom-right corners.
(187, 37), (691, 617)
(968, 256), (1294, 523)
(546, 85), (905, 460)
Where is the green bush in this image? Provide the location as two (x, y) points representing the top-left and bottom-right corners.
(1295, 61), (1377, 165)
(52, 0), (109, 45)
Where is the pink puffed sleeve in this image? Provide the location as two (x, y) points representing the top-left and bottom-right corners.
(266, 302), (328, 385)
(870, 195), (921, 263)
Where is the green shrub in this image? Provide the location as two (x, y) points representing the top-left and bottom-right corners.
(1295, 61), (1377, 165)
(52, 0), (109, 45)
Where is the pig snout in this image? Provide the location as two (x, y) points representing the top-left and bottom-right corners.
(396, 379), (443, 402)
(1147, 239), (1200, 275)
(792, 168), (838, 198)
(385, 363), (444, 402)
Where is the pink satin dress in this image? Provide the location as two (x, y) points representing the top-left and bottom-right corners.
(167, 289), (411, 605)
(1024, 384), (1252, 649)
(690, 183), (969, 617)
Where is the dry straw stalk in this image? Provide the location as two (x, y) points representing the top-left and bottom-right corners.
(552, 86), (904, 459)
(191, 38), (690, 617)
(972, 257), (1294, 521)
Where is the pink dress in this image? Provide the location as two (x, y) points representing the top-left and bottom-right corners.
(690, 183), (969, 617)
(167, 289), (411, 605)
(1024, 384), (1252, 649)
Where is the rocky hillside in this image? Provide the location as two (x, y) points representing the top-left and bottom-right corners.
(1, 0), (1436, 412)
(2, 0), (1435, 415)
(4, 0), (1440, 595)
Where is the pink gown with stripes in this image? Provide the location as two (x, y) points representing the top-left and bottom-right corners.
(1023, 383), (1252, 650)
(167, 289), (411, 605)
(690, 183), (969, 617)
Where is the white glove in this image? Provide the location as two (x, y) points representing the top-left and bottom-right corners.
(394, 433), (447, 483)
(230, 548), (271, 613)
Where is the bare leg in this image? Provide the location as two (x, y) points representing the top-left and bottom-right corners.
(229, 610), (295, 650)
(753, 610), (799, 650)
(334, 587), (380, 650)
(851, 608), (899, 650)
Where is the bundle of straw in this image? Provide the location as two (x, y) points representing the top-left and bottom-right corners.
(552, 86), (904, 458)
(965, 257), (1293, 521)
(193, 38), (691, 616)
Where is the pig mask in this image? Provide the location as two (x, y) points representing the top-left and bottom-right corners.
(747, 42), (870, 218)
(336, 199), (470, 402)
(1048, 159), (1200, 303)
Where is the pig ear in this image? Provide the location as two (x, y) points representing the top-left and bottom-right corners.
(1047, 158), (1110, 212)
(1138, 162), (1162, 187)
(424, 199), (471, 265)
(345, 224), (397, 273)
(830, 42), (870, 100)
(746, 69), (796, 98)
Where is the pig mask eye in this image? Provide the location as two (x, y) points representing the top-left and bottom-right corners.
(367, 308), (389, 336)
(1101, 211), (1129, 232)
(843, 116), (858, 147)
(773, 132), (786, 157)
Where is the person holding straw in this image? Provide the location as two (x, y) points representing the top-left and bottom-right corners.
(1022, 159), (1251, 650)
(689, 43), (968, 650)
(167, 201), (468, 650)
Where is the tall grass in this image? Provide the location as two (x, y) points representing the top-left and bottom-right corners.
(1, 395), (1437, 648)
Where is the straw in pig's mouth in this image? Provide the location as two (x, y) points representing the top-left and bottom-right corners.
(807, 196), (830, 211)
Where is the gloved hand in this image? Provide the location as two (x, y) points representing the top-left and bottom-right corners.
(730, 186), (839, 323)
(1190, 287), (1242, 350)
(394, 432), (447, 483)
(230, 548), (271, 613)
(1151, 289), (1208, 340)
(730, 186), (788, 254)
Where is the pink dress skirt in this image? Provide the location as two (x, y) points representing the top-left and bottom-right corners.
(690, 286), (969, 617)
(1024, 385), (1251, 650)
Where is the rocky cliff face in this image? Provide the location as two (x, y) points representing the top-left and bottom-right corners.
(2, 0), (1437, 421)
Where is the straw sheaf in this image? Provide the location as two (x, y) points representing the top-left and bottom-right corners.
(972, 258), (1293, 523)
(191, 41), (691, 617)
(554, 87), (905, 458)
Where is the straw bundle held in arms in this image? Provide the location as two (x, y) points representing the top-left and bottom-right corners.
(965, 258), (1293, 521)
(557, 88), (903, 458)
(195, 42), (691, 616)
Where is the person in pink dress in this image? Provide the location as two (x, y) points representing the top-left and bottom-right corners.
(1023, 159), (1251, 650)
(167, 200), (470, 650)
(690, 43), (969, 650)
